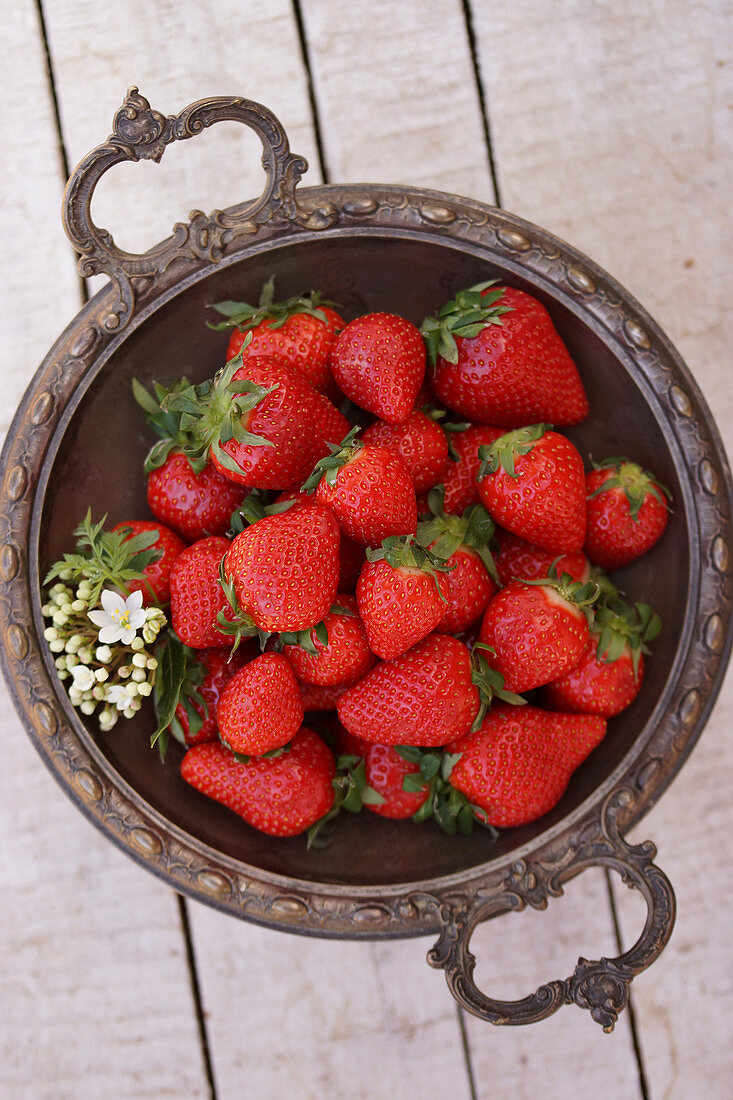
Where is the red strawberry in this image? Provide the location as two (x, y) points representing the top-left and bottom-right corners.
(172, 645), (251, 746)
(494, 529), (591, 587)
(163, 355), (349, 490)
(337, 633), (479, 747)
(355, 536), (453, 660)
(361, 408), (449, 493)
(113, 520), (186, 605)
(477, 424), (586, 553)
(542, 596), (660, 717)
(423, 282), (589, 427)
(217, 653), (304, 755)
(276, 488), (365, 590)
(147, 451), (244, 542)
(304, 430), (417, 548)
(210, 278), (344, 396)
(585, 459), (671, 571)
(180, 728), (336, 837)
(363, 743), (430, 819)
(169, 536), (234, 648)
(447, 704), (607, 828)
(479, 575), (598, 693)
(223, 503), (340, 632)
(440, 423), (506, 515)
(298, 679), (354, 712)
(330, 312), (426, 423)
(281, 595), (376, 685)
(417, 497), (498, 634)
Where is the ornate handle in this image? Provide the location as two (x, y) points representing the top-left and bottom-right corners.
(424, 789), (676, 1031)
(62, 87), (309, 333)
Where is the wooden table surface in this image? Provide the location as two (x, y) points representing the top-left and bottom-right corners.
(2, 2), (731, 1096)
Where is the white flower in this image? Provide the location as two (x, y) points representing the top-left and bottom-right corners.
(70, 663), (95, 692)
(107, 683), (137, 712)
(88, 589), (146, 645)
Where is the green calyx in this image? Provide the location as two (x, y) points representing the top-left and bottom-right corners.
(228, 489), (301, 537)
(592, 578), (661, 677)
(132, 376), (204, 474)
(307, 753), (384, 848)
(521, 565), (602, 626)
(151, 633), (207, 758)
(43, 510), (162, 606)
(477, 423), (551, 480)
(395, 746), (499, 839)
(207, 275), (340, 333)
(365, 534), (455, 601)
(470, 644), (527, 730)
(589, 456), (672, 520)
(417, 488), (498, 582)
(216, 559), (264, 654)
(160, 348), (277, 480)
(420, 280), (513, 367)
(300, 425), (362, 494)
(276, 603), (354, 657)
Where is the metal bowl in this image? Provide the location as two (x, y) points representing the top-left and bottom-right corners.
(2, 89), (731, 1032)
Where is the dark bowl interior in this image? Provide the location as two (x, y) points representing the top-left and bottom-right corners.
(37, 234), (689, 887)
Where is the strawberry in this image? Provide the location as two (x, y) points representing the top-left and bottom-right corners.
(209, 277), (344, 396)
(422, 282), (589, 427)
(223, 503), (340, 633)
(147, 452), (244, 542)
(217, 653), (304, 756)
(162, 354), (349, 490)
(440, 423), (506, 515)
(170, 645), (251, 746)
(585, 458), (671, 571)
(180, 727), (336, 837)
(274, 488), (365, 590)
(494, 529), (590, 586)
(303, 429), (417, 548)
(477, 424), (586, 554)
(337, 633), (479, 747)
(447, 704), (607, 828)
(356, 536), (453, 660)
(298, 678), (354, 712)
(281, 595), (376, 685)
(112, 520), (186, 605)
(169, 536), (234, 648)
(542, 595), (660, 717)
(417, 494), (498, 634)
(330, 312), (426, 423)
(362, 742), (430, 819)
(133, 379), (245, 540)
(479, 574), (599, 692)
(361, 408), (449, 493)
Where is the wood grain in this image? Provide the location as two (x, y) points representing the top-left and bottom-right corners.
(472, 2), (733, 1094)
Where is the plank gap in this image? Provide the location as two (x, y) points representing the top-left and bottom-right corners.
(604, 868), (650, 1100)
(291, 0), (330, 183)
(460, 0), (503, 208)
(178, 895), (219, 1100)
(34, 0), (89, 304)
(456, 1006), (479, 1100)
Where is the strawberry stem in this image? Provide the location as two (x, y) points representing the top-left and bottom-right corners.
(207, 275), (341, 333)
(420, 281), (514, 367)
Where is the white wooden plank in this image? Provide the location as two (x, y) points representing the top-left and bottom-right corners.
(190, 909), (472, 1100)
(473, 2), (733, 1093)
(0, 6), (208, 1097)
(301, 0), (495, 199)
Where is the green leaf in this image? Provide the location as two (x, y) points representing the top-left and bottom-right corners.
(151, 634), (190, 751)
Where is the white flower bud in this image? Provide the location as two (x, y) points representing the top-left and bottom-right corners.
(130, 636), (145, 652)
(71, 599), (87, 613)
(131, 653), (147, 668)
(95, 645), (113, 664)
(123, 707), (136, 719)
(49, 639), (66, 653)
(80, 701), (96, 716)
(52, 611), (69, 627)
(118, 665), (131, 679)
(137, 681), (153, 697)
(95, 668), (108, 683)
(146, 657), (158, 671)
(55, 657), (67, 671)
(44, 627), (59, 642)
(65, 654), (78, 668)
(131, 668), (146, 683)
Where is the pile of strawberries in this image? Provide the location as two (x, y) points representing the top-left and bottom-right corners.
(112, 277), (670, 843)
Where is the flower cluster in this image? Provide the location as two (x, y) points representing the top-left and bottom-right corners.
(42, 577), (166, 731)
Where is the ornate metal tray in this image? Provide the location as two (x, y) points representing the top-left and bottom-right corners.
(1, 90), (731, 1030)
